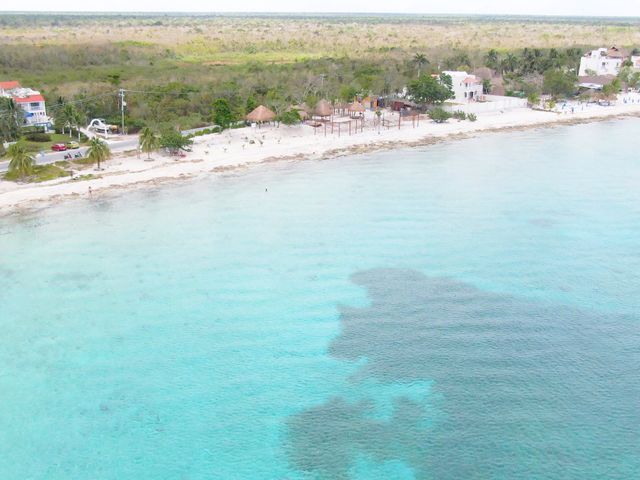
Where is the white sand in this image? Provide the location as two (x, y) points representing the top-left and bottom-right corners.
(2, 97), (640, 215)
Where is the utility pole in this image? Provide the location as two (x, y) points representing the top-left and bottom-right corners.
(119, 89), (126, 135)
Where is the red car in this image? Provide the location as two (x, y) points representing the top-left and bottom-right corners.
(51, 143), (67, 152)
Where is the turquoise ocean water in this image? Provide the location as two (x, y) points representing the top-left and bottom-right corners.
(1, 119), (639, 479)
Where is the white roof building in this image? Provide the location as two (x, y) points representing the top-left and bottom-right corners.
(441, 71), (484, 103)
(0, 81), (48, 127)
(578, 47), (626, 77)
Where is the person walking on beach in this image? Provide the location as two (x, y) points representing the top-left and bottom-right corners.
(88, 186), (93, 197)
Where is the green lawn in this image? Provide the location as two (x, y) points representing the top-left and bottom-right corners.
(22, 133), (85, 154)
(3, 164), (71, 183)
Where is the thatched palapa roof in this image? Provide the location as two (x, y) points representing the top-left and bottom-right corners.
(291, 104), (309, 119)
(246, 105), (276, 123)
(347, 101), (365, 112)
(315, 99), (333, 117)
(293, 103), (309, 112)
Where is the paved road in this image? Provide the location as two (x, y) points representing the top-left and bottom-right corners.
(0, 136), (139, 173)
(0, 125), (212, 174)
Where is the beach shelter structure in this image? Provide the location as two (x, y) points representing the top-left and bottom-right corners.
(333, 102), (349, 116)
(314, 99), (333, 118)
(246, 105), (276, 124)
(290, 104), (309, 120)
(347, 101), (365, 117)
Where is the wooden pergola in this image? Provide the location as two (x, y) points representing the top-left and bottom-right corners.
(322, 116), (364, 137)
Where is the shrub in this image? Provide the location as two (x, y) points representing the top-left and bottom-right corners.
(543, 69), (577, 97)
(452, 110), (467, 120)
(428, 107), (452, 123)
(21, 125), (45, 135)
(277, 109), (301, 126)
(467, 113), (477, 122)
(125, 118), (146, 134)
(160, 130), (193, 154)
(25, 132), (51, 142)
(68, 129), (89, 142)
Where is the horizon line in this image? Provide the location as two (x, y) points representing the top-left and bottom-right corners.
(1, 11), (640, 19)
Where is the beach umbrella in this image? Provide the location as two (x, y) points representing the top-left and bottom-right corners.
(348, 101), (365, 113)
(315, 99), (333, 117)
(246, 105), (276, 123)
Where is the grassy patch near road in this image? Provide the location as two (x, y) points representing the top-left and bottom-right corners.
(22, 133), (85, 154)
(3, 164), (71, 183)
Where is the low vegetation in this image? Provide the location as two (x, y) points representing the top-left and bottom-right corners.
(428, 107), (453, 123)
(0, 14), (639, 147)
(3, 160), (71, 183)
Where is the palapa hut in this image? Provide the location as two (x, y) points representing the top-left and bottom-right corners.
(314, 99), (333, 119)
(246, 105), (276, 125)
(347, 101), (365, 117)
(291, 104), (309, 120)
(333, 102), (349, 116)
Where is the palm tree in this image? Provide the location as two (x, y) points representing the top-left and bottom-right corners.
(0, 98), (22, 143)
(485, 49), (499, 70)
(501, 53), (519, 74)
(139, 127), (160, 160)
(7, 141), (35, 179)
(59, 104), (83, 140)
(412, 53), (429, 77)
(86, 138), (111, 170)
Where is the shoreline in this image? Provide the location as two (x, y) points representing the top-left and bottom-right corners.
(2, 105), (640, 218)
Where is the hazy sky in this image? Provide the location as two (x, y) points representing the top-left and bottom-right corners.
(1, 1), (638, 17)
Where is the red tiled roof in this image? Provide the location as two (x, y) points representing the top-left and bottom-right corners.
(0, 80), (21, 90)
(463, 76), (479, 84)
(13, 94), (45, 103)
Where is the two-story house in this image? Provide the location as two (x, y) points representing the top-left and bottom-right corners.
(441, 71), (484, 103)
(578, 47), (627, 77)
(0, 81), (48, 127)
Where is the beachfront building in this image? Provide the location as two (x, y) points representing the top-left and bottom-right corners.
(0, 80), (21, 97)
(442, 71), (484, 103)
(0, 80), (48, 127)
(578, 47), (626, 77)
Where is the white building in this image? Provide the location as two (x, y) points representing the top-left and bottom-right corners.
(578, 47), (626, 77)
(441, 71), (484, 103)
(0, 80), (21, 97)
(0, 81), (48, 127)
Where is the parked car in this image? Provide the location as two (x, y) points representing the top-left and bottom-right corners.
(66, 141), (80, 149)
(51, 143), (67, 151)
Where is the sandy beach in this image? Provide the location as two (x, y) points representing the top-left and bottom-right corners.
(2, 98), (640, 216)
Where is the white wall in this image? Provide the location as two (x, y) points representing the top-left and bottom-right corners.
(18, 101), (48, 125)
(443, 95), (527, 114)
(578, 50), (623, 76)
(442, 71), (484, 103)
